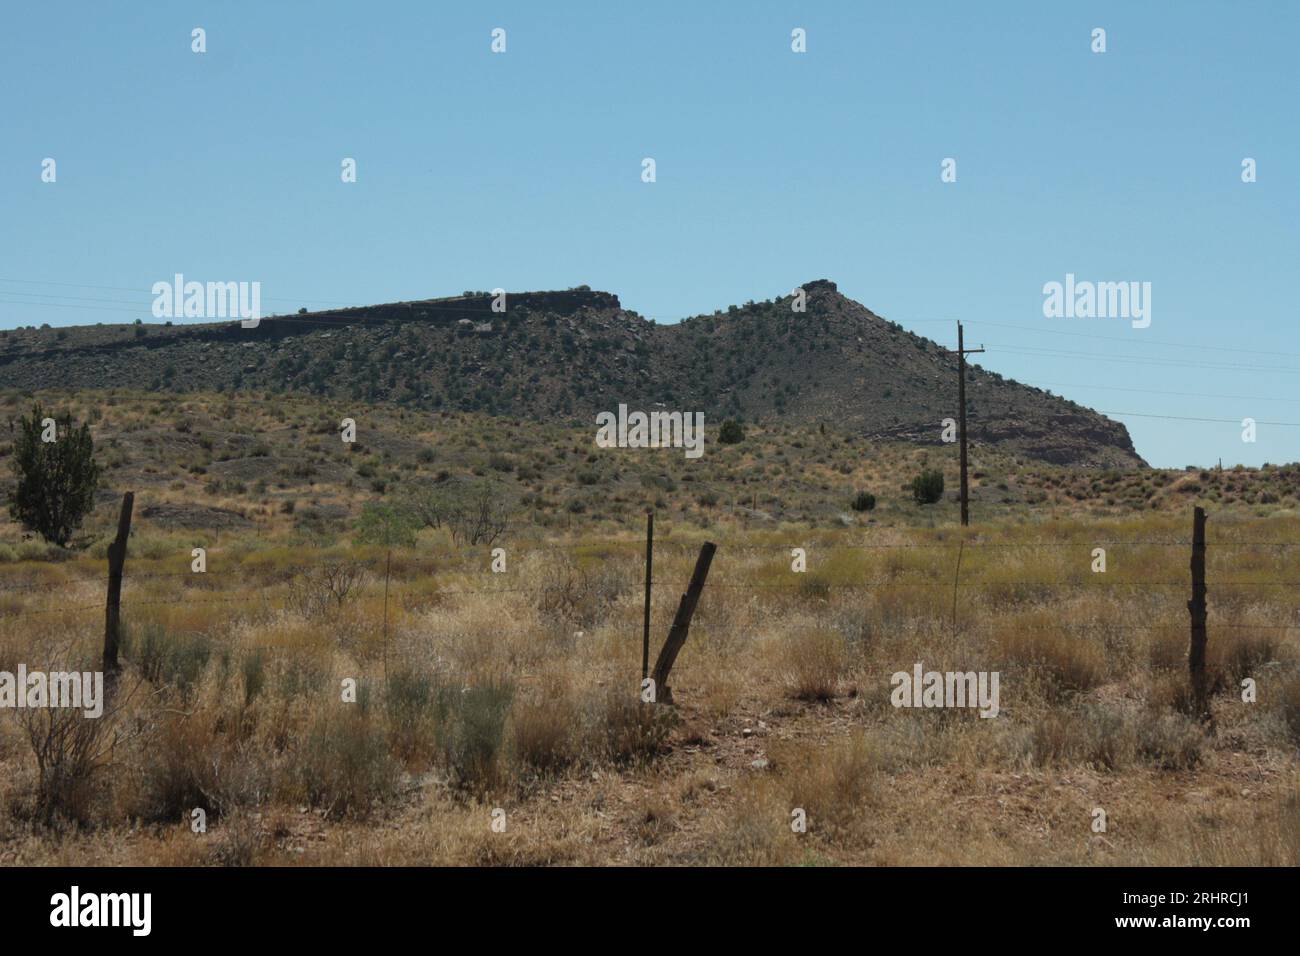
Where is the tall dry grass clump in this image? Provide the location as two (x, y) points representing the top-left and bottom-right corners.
(780, 629), (849, 701)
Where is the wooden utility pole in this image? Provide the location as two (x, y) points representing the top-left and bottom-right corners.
(1187, 506), (1210, 722)
(945, 323), (984, 526)
(104, 491), (134, 674)
(642, 511), (654, 683)
(650, 542), (716, 704)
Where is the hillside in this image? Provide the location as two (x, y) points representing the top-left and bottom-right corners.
(0, 280), (1143, 467)
(1, 392), (1294, 550)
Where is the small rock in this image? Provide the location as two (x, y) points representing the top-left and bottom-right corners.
(741, 727), (754, 738)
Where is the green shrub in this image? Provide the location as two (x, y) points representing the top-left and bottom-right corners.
(352, 501), (418, 548)
(850, 491), (876, 512)
(386, 667), (439, 764)
(8, 404), (100, 546)
(435, 677), (515, 796)
(123, 623), (212, 698)
(718, 420), (745, 444)
(294, 712), (398, 817)
(911, 469), (945, 505)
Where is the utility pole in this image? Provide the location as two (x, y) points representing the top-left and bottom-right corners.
(945, 323), (984, 526)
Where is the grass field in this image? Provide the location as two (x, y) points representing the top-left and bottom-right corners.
(0, 391), (1297, 866)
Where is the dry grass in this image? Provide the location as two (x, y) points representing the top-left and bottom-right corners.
(1, 465), (1298, 865)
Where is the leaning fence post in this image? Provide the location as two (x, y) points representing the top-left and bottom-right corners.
(650, 541), (716, 704)
(104, 491), (135, 674)
(1187, 506), (1210, 722)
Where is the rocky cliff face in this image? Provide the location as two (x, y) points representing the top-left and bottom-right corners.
(0, 281), (1144, 467)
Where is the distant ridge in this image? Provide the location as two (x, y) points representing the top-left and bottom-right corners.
(0, 281), (1144, 467)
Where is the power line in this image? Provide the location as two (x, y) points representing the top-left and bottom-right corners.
(960, 319), (1300, 362)
(1035, 380), (1300, 406)
(989, 343), (1300, 375)
(1098, 410), (1300, 427)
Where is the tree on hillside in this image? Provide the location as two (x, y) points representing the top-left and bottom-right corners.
(8, 404), (101, 546)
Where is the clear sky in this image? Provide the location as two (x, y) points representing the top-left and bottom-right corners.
(2, 1), (1296, 468)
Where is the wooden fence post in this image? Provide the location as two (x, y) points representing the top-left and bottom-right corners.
(1187, 506), (1210, 722)
(650, 541), (716, 704)
(382, 548), (392, 692)
(104, 491), (134, 674)
(642, 511), (654, 683)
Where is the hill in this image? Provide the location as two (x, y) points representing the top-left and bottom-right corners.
(0, 280), (1142, 467)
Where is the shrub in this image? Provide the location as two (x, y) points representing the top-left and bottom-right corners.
(123, 624), (212, 698)
(241, 649), (267, 708)
(596, 693), (675, 766)
(783, 630), (848, 701)
(510, 696), (578, 777)
(294, 712), (398, 816)
(209, 810), (261, 866)
(130, 709), (269, 824)
(21, 698), (119, 825)
(911, 469), (944, 505)
(718, 420), (745, 444)
(1028, 703), (1132, 770)
(400, 478), (513, 546)
(435, 677), (515, 796)
(995, 627), (1105, 699)
(1278, 671), (1300, 747)
(776, 736), (876, 835)
(1135, 710), (1204, 770)
(353, 502), (419, 548)
(850, 491), (876, 512)
(129, 710), (213, 823)
(385, 668), (439, 764)
(1223, 632), (1283, 684)
(286, 562), (368, 618)
(8, 404), (101, 546)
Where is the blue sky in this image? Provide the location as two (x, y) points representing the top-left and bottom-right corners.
(1, 1), (1296, 468)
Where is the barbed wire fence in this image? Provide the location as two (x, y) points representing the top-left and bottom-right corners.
(3, 492), (1299, 716)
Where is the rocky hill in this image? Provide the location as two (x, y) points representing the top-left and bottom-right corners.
(0, 280), (1143, 467)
